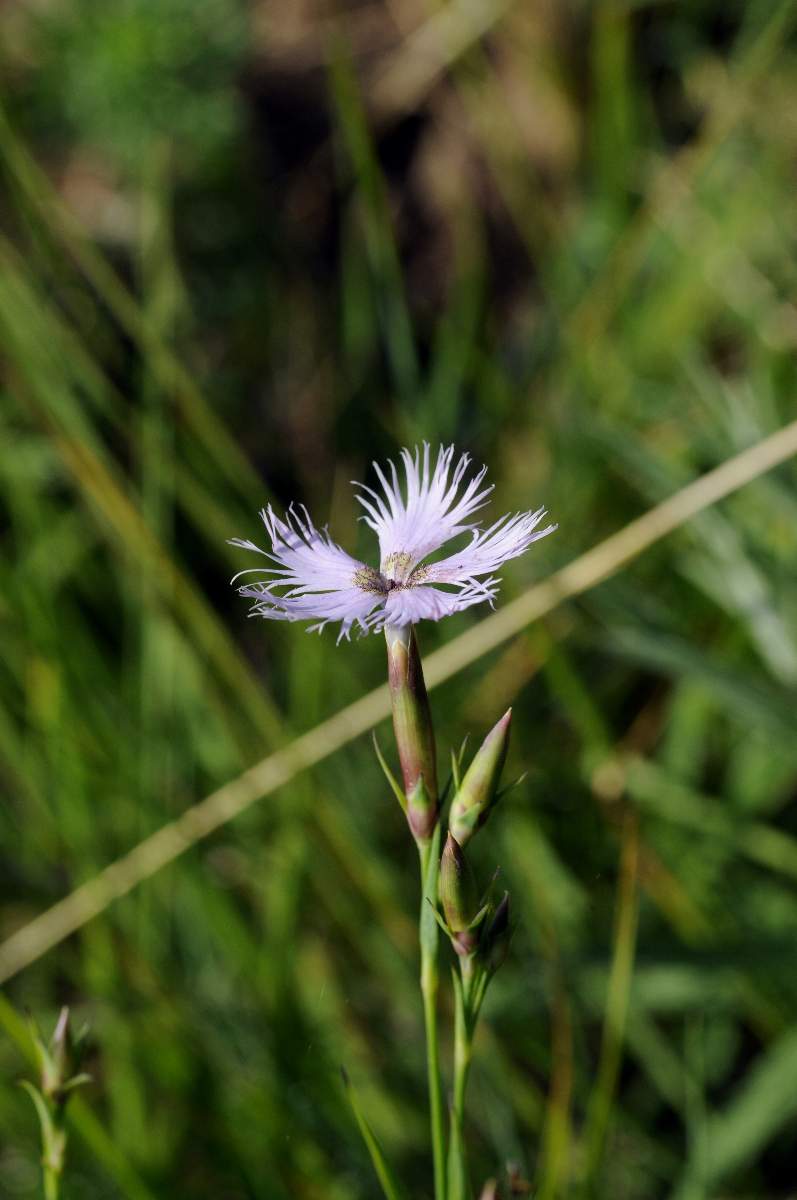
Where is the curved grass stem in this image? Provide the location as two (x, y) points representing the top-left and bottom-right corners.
(582, 810), (640, 1188)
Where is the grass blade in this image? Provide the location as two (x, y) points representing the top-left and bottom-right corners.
(341, 1067), (408, 1200)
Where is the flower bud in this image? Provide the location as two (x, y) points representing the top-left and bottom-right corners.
(44, 1008), (73, 1101)
(31, 1003), (81, 1104)
(480, 892), (511, 974)
(30, 1007), (87, 1107)
(385, 624), (438, 841)
(479, 1181), (501, 1200)
(449, 709), (511, 847)
(440, 833), (479, 955)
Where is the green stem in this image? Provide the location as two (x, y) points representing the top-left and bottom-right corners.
(450, 1006), (471, 1199)
(419, 839), (446, 1200)
(43, 1164), (59, 1200)
(448, 970), (474, 1200)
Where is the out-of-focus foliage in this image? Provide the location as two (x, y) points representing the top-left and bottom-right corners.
(2, 1), (797, 1197)
(8, 0), (246, 165)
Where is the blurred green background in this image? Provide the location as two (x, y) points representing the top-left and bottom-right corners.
(2, 1), (797, 1197)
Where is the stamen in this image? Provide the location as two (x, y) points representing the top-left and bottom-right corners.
(353, 566), (388, 595)
(382, 550), (413, 582)
(407, 564), (430, 586)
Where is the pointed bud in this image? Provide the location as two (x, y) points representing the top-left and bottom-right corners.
(385, 625), (438, 841)
(480, 892), (511, 974)
(44, 1008), (73, 1100)
(31, 1007), (88, 1108)
(449, 709), (512, 847)
(440, 833), (480, 954)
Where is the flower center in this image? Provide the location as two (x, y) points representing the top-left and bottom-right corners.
(381, 550), (414, 583)
(353, 557), (431, 596)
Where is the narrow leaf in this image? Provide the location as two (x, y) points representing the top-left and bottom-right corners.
(372, 732), (407, 814)
(494, 771), (527, 804)
(19, 1080), (55, 1146)
(340, 1067), (408, 1200)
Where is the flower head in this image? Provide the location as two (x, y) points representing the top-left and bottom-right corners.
(230, 444), (555, 641)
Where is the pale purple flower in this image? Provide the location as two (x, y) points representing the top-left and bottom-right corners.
(230, 444), (556, 641)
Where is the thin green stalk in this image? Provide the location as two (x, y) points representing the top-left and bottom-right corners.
(43, 1166), (59, 1200)
(448, 971), (474, 1200)
(422, 969), (446, 1200)
(419, 835), (446, 1200)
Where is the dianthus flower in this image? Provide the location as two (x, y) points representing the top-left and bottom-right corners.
(230, 444), (555, 641)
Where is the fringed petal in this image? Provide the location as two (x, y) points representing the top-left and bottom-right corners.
(383, 580), (499, 626)
(354, 444), (493, 578)
(422, 507), (556, 588)
(230, 504), (386, 640)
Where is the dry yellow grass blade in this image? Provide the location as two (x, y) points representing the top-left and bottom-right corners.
(2, 417), (797, 986)
(370, 0), (513, 119)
